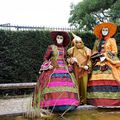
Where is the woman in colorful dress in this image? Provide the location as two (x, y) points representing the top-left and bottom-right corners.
(67, 33), (91, 105)
(87, 22), (120, 107)
(32, 31), (79, 112)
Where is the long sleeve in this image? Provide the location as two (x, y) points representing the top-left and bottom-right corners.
(67, 47), (74, 57)
(85, 47), (92, 67)
(104, 38), (119, 61)
(43, 45), (52, 61)
(110, 38), (118, 54)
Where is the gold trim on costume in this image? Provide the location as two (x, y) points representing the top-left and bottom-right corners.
(42, 87), (78, 94)
(90, 74), (115, 81)
(88, 92), (120, 99)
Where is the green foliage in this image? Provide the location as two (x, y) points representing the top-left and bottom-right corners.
(69, 0), (120, 31)
(110, 0), (120, 24)
(0, 30), (53, 83)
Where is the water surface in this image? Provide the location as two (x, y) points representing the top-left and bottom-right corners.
(0, 108), (120, 120)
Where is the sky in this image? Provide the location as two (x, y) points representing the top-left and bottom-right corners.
(0, 0), (82, 28)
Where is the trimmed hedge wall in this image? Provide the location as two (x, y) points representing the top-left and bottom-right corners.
(0, 30), (120, 83)
(0, 30), (53, 83)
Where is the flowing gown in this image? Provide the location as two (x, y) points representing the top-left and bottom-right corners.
(32, 45), (79, 111)
(87, 38), (120, 107)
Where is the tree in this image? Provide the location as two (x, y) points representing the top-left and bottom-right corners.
(69, 0), (120, 31)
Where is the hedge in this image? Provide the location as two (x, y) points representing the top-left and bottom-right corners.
(0, 30), (53, 83)
(0, 30), (120, 83)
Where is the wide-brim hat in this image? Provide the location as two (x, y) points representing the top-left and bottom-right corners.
(50, 31), (70, 47)
(94, 22), (117, 39)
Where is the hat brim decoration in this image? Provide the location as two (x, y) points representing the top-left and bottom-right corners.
(50, 31), (70, 47)
(94, 22), (117, 39)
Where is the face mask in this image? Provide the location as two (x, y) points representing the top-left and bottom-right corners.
(75, 41), (82, 48)
(56, 35), (63, 44)
(102, 28), (109, 36)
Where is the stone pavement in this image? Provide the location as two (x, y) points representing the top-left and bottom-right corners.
(0, 97), (96, 116)
(0, 97), (32, 116)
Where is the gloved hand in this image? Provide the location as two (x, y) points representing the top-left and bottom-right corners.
(70, 57), (78, 64)
(39, 71), (41, 74)
(72, 57), (78, 62)
(83, 65), (89, 70)
(48, 65), (53, 69)
(67, 58), (71, 63)
(100, 56), (106, 62)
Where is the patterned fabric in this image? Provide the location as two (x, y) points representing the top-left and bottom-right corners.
(87, 38), (120, 107)
(32, 45), (79, 111)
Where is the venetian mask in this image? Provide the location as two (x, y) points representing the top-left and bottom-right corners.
(75, 39), (83, 49)
(102, 27), (109, 36)
(56, 35), (64, 44)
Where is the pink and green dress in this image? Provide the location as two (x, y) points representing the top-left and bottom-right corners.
(32, 45), (79, 111)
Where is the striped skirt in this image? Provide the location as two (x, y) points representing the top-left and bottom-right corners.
(87, 63), (120, 107)
(32, 67), (79, 111)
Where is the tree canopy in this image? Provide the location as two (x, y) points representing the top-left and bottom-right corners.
(69, 0), (120, 31)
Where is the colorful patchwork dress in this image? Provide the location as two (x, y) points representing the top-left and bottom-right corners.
(87, 38), (120, 107)
(32, 45), (79, 111)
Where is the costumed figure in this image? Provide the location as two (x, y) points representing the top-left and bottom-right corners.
(87, 22), (120, 107)
(32, 31), (79, 112)
(67, 33), (91, 105)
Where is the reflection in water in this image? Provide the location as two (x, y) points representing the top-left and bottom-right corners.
(0, 108), (120, 120)
(63, 108), (120, 120)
